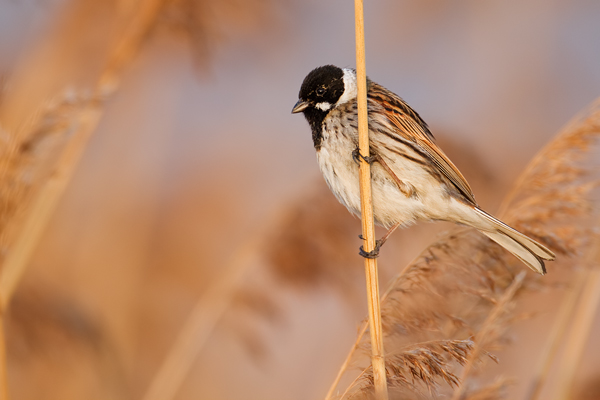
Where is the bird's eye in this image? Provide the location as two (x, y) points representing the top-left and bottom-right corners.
(316, 87), (325, 96)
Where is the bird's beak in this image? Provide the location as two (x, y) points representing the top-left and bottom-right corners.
(291, 100), (309, 114)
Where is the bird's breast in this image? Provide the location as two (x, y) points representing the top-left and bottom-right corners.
(315, 110), (438, 228)
(316, 121), (362, 217)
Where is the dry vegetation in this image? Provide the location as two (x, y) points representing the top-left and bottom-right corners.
(0, 1), (598, 400)
(319, 100), (600, 400)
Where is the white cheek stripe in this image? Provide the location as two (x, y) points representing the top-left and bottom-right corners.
(336, 69), (358, 106)
(315, 102), (332, 111)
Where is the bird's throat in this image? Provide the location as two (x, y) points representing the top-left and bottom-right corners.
(303, 108), (328, 150)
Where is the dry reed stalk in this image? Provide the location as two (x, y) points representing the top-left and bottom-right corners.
(330, 226), (521, 399)
(0, 1), (273, 397)
(0, 97), (98, 310)
(325, 323), (369, 400)
(341, 228), (525, 398)
(0, 93), (91, 400)
(354, 1), (388, 398)
(142, 238), (259, 400)
(0, 0), (166, 312)
(325, 261), (416, 400)
(0, 317), (7, 400)
(145, 191), (369, 400)
(265, 187), (362, 292)
(450, 271), (526, 400)
(343, 339), (475, 399)
(333, 96), (600, 399)
(460, 378), (510, 400)
(0, 0), (166, 396)
(552, 233), (600, 400)
(525, 262), (592, 400)
(0, 0), (276, 313)
(146, 182), (392, 400)
(0, 132), (28, 251)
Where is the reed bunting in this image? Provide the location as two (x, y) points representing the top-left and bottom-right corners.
(292, 65), (555, 274)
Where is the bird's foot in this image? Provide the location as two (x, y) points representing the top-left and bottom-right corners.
(352, 147), (377, 165)
(359, 239), (383, 259)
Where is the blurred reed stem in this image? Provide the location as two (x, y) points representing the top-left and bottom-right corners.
(142, 239), (258, 400)
(0, 0), (166, 397)
(330, 96), (600, 400)
(324, 323), (368, 400)
(0, 102), (103, 310)
(525, 261), (593, 400)
(0, 318), (7, 400)
(552, 230), (600, 400)
(324, 261), (413, 400)
(0, 0), (166, 311)
(354, 0), (388, 398)
(451, 271), (526, 400)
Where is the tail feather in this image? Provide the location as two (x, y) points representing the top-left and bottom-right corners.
(473, 208), (556, 275)
(480, 230), (547, 274)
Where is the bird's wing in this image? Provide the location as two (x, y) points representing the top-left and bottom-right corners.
(368, 83), (477, 205)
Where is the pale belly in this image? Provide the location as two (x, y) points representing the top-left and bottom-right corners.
(316, 137), (469, 229)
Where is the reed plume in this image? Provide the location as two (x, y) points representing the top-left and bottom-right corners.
(0, 0), (275, 398)
(329, 98), (600, 399)
(151, 87), (600, 400)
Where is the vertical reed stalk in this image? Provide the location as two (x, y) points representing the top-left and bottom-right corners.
(552, 234), (600, 400)
(354, 1), (388, 399)
(0, 0), (166, 312)
(0, 0), (167, 311)
(0, 0), (166, 396)
(142, 239), (258, 400)
(0, 103), (101, 310)
(0, 318), (7, 400)
(324, 322), (368, 400)
(324, 261), (414, 400)
(451, 271), (526, 400)
(525, 267), (591, 400)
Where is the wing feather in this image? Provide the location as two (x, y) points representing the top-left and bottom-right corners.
(368, 82), (477, 205)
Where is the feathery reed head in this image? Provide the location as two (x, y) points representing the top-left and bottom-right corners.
(334, 99), (600, 399)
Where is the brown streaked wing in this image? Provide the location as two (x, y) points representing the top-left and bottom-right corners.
(368, 82), (477, 205)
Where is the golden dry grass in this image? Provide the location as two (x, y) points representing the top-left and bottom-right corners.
(0, 2), (598, 400)
(325, 99), (600, 400)
(0, 0), (274, 399)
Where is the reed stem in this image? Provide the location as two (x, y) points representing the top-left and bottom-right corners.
(324, 253), (424, 399)
(354, 1), (388, 399)
(0, 1), (166, 396)
(552, 234), (600, 400)
(0, 0), (166, 312)
(0, 317), (8, 400)
(525, 267), (590, 400)
(451, 271), (526, 400)
(141, 239), (257, 400)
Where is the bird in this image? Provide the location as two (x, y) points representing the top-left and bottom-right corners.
(291, 65), (555, 274)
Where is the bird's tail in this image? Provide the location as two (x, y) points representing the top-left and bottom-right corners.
(473, 208), (555, 275)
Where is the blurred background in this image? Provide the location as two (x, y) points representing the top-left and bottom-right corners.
(0, 0), (599, 399)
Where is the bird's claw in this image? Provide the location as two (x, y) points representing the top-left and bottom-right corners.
(352, 147), (377, 165)
(359, 240), (383, 259)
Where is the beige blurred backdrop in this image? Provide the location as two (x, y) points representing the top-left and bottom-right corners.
(0, 0), (599, 399)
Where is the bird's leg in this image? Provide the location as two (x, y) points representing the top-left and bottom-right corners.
(358, 222), (401, 259)
(378, 221), (401, 245)
(352, 146), (414, 198)
(374, 156), (416, 198)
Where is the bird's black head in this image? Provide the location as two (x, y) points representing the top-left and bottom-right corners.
(292, 65), (346, 115)
(292, 65), (352, 149)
